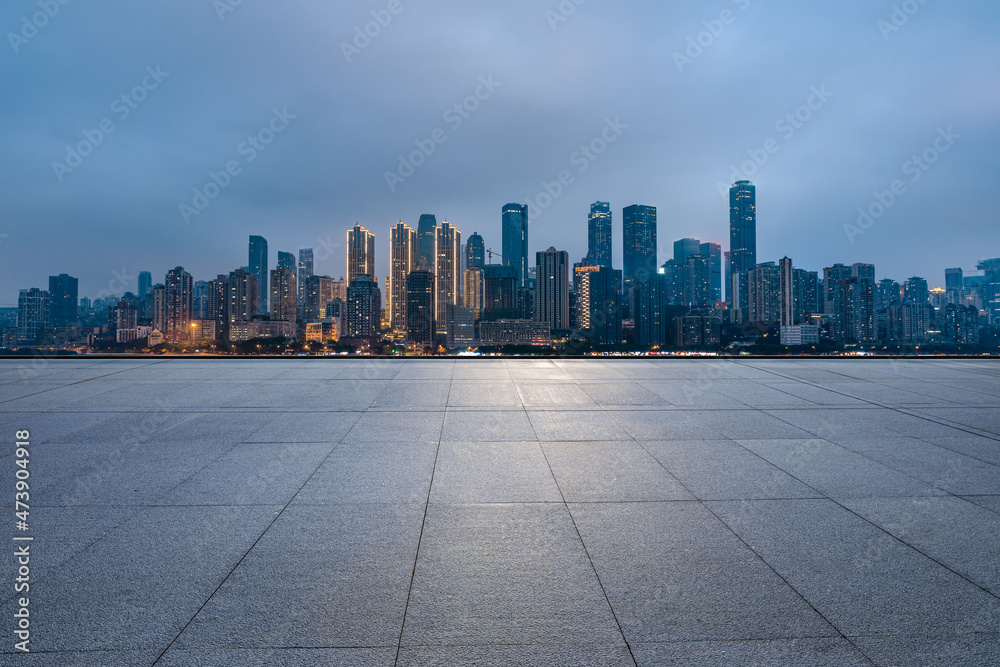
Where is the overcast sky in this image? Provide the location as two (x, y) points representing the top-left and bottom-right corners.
(2, 0), (999, 304)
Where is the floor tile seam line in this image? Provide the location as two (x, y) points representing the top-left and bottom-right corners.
(752, 410), (964, 494)
(0, 361), (170, 406)
(723, 437), (1000, 601)
(632, 437), (863, 653)
(392, 365), (453, 667)
(0, 505), (148, 608)
(727, 360), (924, 413)
(829, 498), (1000, 603)
(895, 407), (1000, 446)
(149, 416), (359, 666)
(535, 443), (640, 667)
(698, 500), (876, 664)
(507, 362), (638, 666)
(738, 360), (1000, 444)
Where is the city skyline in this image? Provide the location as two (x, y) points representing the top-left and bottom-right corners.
(2, 2), (998, 305)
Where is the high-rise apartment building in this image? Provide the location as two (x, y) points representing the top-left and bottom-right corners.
(747, 262), (781, 324)
(164, 267), (194, 343)
(535, 247), (570, 332)
(463, 266), (484, 319)
(345, 276), (381, 346)
(347, 224), (376, 286)
(226, 269), (258, 340)
(502, 204), (529, 287)
(388, 222), (418, 333)
(17, 288), (49, 342)
(573, 265), (601, 330)
(297, 249), (314, 306)
(270, 267), (297, 324)
(303, 276), (335, 321)
(434, 221), (461, 335)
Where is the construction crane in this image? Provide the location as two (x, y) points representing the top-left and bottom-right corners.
(486, 248), (503, 264)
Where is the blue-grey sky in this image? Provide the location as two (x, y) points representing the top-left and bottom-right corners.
(2, 0), (999, 304)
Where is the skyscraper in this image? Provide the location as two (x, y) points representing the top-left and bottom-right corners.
(747, 262), (781, 324)
(227, 269), (258, 328)
(729, 181), (757, 312)
(683, 253), (713, 308)
(164, 267), (194, 343)
(845, 263), (876, 343)
(405, 267), (435, 348)
(347, 224), (376, 286)
(482, 265), (518, 322)
(277, 251), (295, 273)
(17, 288), (49, 342)
(502, 203), (529, 287)
(297, 249), (314, 306)
(434, 221), (461, 334)
(138, 271), (152, 300)
(207, 274), (229, 339)
(877, 278), (902, 311)
(700, 242), (723, 304)
(417, 214), (437, 267)
(634, 273), (669, 348)
(345, 276), (381, 347)
(779, 257), (795, 329)
(573, 265), (601, 330)
(389, 222), (418, 334)
(462, 266), (484, 319)
(535, 247), (570, 332)
(47, 274), (78, 327)
(588, 266), (623, 347)
(904, 277), (930, 306)
(270, 267), (297, 324)
(673, 238), (701, 265)
(249, 235), (268, 315)
(622, 204), (657, 300)
(465, 232), (485, 271)
(303, 276), (335, 321)
(588, 202), (612, 267)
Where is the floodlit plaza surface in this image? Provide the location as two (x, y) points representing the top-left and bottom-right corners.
(1, 359), (999, 666)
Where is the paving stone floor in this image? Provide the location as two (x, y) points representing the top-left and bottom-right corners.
(1, 358), (999, 666)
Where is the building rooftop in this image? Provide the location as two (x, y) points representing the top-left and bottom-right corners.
(2, 359), (999, 665)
